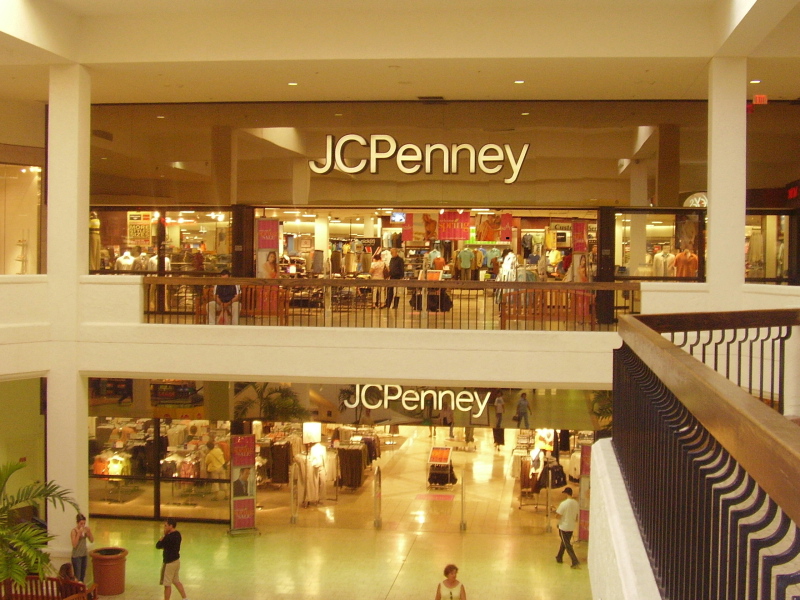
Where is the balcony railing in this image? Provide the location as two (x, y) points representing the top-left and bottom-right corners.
(142, 276), (640, 331)
(615, 311), (800, 600)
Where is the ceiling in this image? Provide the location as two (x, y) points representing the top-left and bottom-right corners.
(1, 0), (799, 105)
(2, 0), (799, 207)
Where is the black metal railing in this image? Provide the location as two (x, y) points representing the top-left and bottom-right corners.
(141, 276), (640, 331)
(615, 311), (800, 600)
(635, 310), (799, 414)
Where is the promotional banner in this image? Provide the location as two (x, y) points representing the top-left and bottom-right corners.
(402, 213), (439, 242)
(475, 213), (513, 242)
(257, 219), (280, 250)
(438, 211), (470, 240)
(230, 435), (257, 531)
(572, 221), (588, 253)
(126, 211), (152, 246)
(578, 443), (591, 542)
(499, 213), (513, 241)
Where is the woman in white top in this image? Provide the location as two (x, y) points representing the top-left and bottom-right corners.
(369, 254), (386, 308)
(435, 564), (467, 600)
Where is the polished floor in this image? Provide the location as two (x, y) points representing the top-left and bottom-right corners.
(77, 422), (594, 600)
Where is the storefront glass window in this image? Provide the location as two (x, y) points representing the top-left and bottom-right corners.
(0, 164), (42, 274)
(745, 212), (790, 282)
(89, 209), (231, 273)
(613, 209), (705, 279)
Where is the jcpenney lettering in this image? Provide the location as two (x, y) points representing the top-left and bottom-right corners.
(309, 134), (529, 184)
(344, 384), (491, 418)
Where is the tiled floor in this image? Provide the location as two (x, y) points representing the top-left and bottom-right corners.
(77, 423), (594, 600)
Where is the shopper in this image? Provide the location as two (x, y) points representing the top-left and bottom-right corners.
(207, 269), (241, 325)
(434, 564), (467, 600)
(515, 392), (530, 429)
(205, 441), (227, 500)
(383, 248), (404, 309)
(441, 403), (455, 438)
(494, 393), (504, 428)
(369, 253), (386, 308)
(70, 513), (94, 582)
(156, 518), (189, 600)
(555, 487), (581, 569)
(58, 563), (89, 599)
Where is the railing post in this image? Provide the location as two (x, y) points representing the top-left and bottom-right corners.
(289, 462), (298, 524)
(324, 286), (332, 327)
(373, 466), (382, 529)
(459, 468), (467, 531)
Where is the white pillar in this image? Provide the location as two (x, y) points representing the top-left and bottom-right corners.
(707, 57), (747, 307)
(628, 161), (649, 274)
(46, 64), (91, 556)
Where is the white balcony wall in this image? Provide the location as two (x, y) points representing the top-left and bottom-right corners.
(0, 276), (49, 378)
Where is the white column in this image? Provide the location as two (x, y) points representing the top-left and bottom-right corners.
(46, 64), (91, 555)
(628, 161), (649, 274)
(707, 57), (747, 307)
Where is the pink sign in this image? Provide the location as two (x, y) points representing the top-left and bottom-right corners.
(230, 435), (256, 531)
(499, 213), (513, 241)
(402, 213), (415, 242)
(572, 221), (588, 253)
(439, 211), (470, 240)
(257, 219), (279, 249)
(232, 499), (255, 529)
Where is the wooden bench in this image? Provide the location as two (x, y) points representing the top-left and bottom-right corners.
(0, 576), (98, 600)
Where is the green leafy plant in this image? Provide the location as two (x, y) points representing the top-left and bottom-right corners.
(592, 390), (613, 433)
(0, 461), (78, 585)
(233, 383), (309, 422)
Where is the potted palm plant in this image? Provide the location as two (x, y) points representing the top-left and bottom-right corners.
(0, 461), (78, 585)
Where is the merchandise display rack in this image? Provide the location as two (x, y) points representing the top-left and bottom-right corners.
(427, 446), (455, 488)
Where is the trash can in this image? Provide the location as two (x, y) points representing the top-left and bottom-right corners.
(90, 546), (128, 595)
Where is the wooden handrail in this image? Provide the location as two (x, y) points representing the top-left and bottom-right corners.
(142, 275), (640, 291)
(619, 312), (800, 526)
(636, 308), (800, 333)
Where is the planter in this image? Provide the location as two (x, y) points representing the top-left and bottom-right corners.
(90, 546), (128, 596)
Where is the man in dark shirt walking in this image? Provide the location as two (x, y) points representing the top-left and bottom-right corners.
(156, 518), (189, 600)
(384, 248), (405, 308)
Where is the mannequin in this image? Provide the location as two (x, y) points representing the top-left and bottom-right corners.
(115, 250), (135, 271)
(89, 212), (101, 270)
(652, 246), (676, 277)
(675, 246), (698, 278)
(547, 249), (562, 275)
(133, 250), (149, 271)
(147, 254), (171, 271)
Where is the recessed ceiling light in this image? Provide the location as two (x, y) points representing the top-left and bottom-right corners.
(750, 80), (761, 84)
(521, 112), (530, 116)
(514, 80), (525, 84)
(156, 115), (165, 119)
(288, 82), (298, 86)
(334, 113), (343, 117)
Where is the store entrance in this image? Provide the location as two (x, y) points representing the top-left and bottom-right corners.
(88, 386), (600, 530)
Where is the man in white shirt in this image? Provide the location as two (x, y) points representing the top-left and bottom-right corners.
(555, 487), (581, 568)
(494, 394), (504, 428)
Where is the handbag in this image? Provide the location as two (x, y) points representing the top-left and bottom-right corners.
(512, 415), (520, 422)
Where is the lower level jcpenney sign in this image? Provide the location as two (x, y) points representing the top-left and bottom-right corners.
(343, 384), (491, 419)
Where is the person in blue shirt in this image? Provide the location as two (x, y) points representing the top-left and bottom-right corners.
(516, 393), (530, 429)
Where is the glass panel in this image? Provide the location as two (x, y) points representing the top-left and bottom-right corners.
(745, 213), (789, 281)
(88, 209), (231, 273)
(89, 476), (155, 518)
(0, 164), (42, 274)
(614, 210), (702, 279)
(165, 210), (231, 273)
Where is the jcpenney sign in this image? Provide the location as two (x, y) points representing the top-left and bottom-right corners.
(309, 134), (529, 184)
(343, 384), (491, 418)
